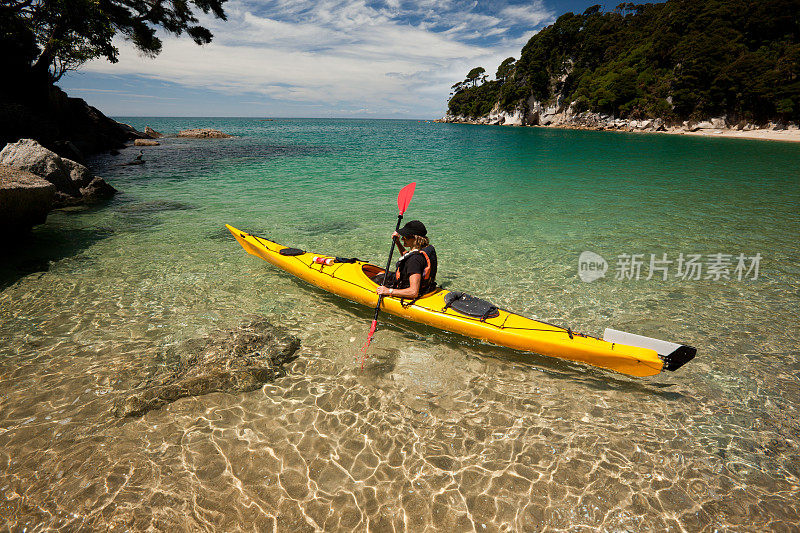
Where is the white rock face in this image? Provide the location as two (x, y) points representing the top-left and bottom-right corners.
(442, 94), (796, 133)
(486, 103), (524, 126)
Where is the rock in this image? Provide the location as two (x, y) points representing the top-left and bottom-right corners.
(143, 126), (162, 138)
(112, 318), (301, 417)
(0, 165), (55, 234)
(687, 121), (715, 131)
(0, 138), (78, 195)
(177, 128), (232, 139)
(711, 117), (727, 129)
(134, 139), (160, 146)
(62, 157), (93, 188)
(0, 138), (116, 206)
(80, 176), (118, 203)
(51, 140), (84, 162)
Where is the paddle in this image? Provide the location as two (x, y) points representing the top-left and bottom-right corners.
(360, 182), (416, 368)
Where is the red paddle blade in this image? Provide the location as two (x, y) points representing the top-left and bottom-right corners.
(359, 320), (378, 370)
(397, 182), (416, 215)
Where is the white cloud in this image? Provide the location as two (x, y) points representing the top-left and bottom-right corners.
(77, 0), (554, 116)
(500, 2), (553, 27)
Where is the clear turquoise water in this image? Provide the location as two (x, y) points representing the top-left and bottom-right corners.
(1, 118), (799, 530)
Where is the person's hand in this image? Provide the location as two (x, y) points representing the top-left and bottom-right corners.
(391, 231), (400, 239)
(377, 286), (393, 296)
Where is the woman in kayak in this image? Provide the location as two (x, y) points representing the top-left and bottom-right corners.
(376, 220), (437, 300)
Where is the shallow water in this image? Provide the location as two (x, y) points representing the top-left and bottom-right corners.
(1, 119), (799, 530)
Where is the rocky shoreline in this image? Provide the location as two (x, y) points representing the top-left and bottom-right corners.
(439, 99), (800, 142)
(0, 118), (233, 237)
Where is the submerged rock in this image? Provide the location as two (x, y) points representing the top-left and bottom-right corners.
(112, 318), (301, 418)
(134, 139), (160, 146)
(177, 128), (232, 139)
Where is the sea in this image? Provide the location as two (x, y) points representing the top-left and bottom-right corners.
(1, 118), (799, 530)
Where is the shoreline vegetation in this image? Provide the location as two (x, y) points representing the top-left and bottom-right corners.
(445, 0), (800, 142)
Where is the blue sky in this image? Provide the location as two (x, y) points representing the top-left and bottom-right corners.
(58, 1), (651, 118)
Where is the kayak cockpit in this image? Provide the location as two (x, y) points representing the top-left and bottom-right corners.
(361, 264), (385, 282)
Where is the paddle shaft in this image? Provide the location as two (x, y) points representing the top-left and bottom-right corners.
(372, 214), (404, 323)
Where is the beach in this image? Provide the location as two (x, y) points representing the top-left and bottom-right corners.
(672, 127), (800, 142)
(1, 118), (799, 530)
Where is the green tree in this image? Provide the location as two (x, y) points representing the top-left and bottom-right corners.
(495, 57), (516, 81)
(6, 0), (227, 83)
(466, 67), (487, 87)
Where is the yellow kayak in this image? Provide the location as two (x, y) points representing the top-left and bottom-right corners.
(227, 224), (695, 377)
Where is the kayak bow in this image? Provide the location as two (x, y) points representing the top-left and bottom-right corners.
(226, 224), (695, 377)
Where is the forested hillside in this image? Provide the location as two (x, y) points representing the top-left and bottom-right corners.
(448, 0), (800, 124)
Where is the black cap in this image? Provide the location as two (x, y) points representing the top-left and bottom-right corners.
(397, 220), (427, 237)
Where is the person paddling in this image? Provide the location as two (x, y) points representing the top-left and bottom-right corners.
(376, 220), (437, 300)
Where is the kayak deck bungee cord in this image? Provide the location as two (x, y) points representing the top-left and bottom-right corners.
(226, 224), (696, 377)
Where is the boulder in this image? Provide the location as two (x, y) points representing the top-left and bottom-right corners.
(177, 128), (232, 139)
(0, 138), (115, 206)
(0, 165), (55, 234)
(62, 157), (93, 188)
(112, 318), (301, 417)
(687, 121), (714, 131)
(134, 139), (160, 146)
(0, 138), (78, 195)
(711, 117), (727, 129)
(80, 176), (117, 203)
(143, 126), (163, 138)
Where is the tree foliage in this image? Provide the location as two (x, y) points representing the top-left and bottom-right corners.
(2, 0), (227, 84)
(495, 57), (516, 81)
(448, 0), (800, 123)
(466, 67), (487, 87)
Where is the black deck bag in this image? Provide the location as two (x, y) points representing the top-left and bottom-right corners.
(279, 247), (306, 256)
(443, 292), (500, 320)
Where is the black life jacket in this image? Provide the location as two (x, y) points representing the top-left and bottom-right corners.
(395, 245), (437, 293)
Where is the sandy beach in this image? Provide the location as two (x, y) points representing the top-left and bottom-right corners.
(667, 127), (800, 142)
